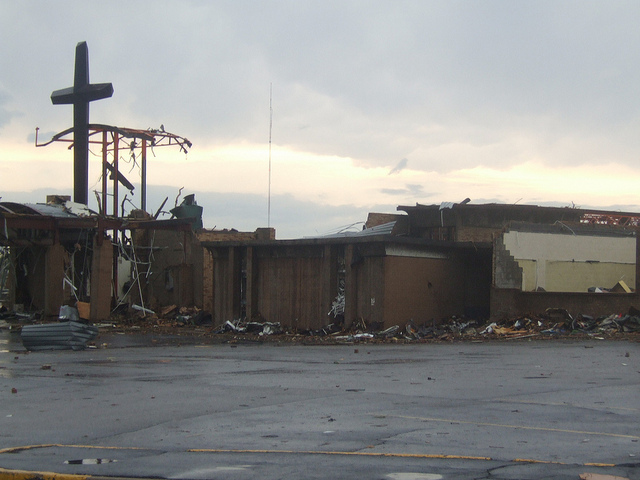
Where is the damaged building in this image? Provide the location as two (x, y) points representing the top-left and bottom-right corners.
(201, 203), (640, 330)
(0, 196), (202, 321)
(3, 197), (638, 330)
(0, 198), (116, 321)
(0, 193), (277, 325)
(400, 202), (638, 322)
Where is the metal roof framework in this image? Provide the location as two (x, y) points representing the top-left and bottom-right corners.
(580, 212), (640, 227)
(35, 123), (192, 217)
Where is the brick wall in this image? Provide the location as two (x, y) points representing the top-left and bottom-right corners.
(456, 226), (500, 243)
(490, 288), (639, 320)
(197, 228), (275, 243)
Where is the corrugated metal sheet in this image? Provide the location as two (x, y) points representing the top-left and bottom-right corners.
(0, 201), (96, 218)
(318, 221), (397, 239)
(0, 202), (74, 217)
(21, 321), (98, 351)
(25, 203), (77, 217)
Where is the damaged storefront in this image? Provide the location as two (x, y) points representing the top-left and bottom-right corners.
(398, 202), (640, 321)
(491, 221), (639, 319)
(202, 202), (640, 333)
(0, 197), (197, 324)
(202, 231), (492, 331)
(0, 199), (116, 321)
(5, 194), (640, 334)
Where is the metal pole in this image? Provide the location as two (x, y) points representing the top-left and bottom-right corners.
(113, 132), (119, 217)
(268, 83), (272, 227)
(141, 139), (147, 212)
(101, 130), (108, 215)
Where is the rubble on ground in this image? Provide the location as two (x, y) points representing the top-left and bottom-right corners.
(99, 304), (640, 343)
(2, 304), (639, 344)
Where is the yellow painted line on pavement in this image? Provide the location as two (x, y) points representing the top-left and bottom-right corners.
(0, 444), (499, 463)
(383, 414), (640, 440)
(188, 448), (492, 460)
(512, 458), (615, 467)
(0, 444), (619, 471)
(497, 398), (640, 413)
(512, 458), (563, 464)
(188, 448), (618, 467)
(0, 444), (146, 455)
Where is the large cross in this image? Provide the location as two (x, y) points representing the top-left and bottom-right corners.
(51, 41), (113, 205)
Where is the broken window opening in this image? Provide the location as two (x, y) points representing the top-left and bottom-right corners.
(112, 230), (153, 314)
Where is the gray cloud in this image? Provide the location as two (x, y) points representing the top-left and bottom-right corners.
(380, 188), (408, 196)
(3, 2), (640, 175)
(380, 183), (425, 196)
(388, 158), (408, 175)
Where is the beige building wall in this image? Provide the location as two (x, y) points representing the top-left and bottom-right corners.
(503, 231), (636, 292)
(518, 259), (537, 291)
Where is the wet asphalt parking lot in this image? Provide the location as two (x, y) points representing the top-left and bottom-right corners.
(0, 331), (639, 480)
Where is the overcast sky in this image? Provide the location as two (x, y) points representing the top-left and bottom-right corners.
(2, 1), (640, 238)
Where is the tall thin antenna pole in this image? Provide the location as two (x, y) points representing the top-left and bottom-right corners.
(268, 83), (273, 228)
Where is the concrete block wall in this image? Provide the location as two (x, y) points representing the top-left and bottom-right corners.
(490, 288), (639, 320)
(493, 235), (523, 289)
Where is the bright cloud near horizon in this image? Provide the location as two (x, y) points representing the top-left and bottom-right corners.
(2, 1), (640, 238)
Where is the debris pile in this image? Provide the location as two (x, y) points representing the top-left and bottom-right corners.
(191, 306), (640, 343)
(388, 308), (640, 341)
(3, 303), (639, 345)
(214, 319), (284, 336)
(109, 304), (213, 329)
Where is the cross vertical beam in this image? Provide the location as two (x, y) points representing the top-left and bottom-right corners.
(51, 41), (113, 205)
(101, 130), (108, 215)
(141, 139), (147, 212)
